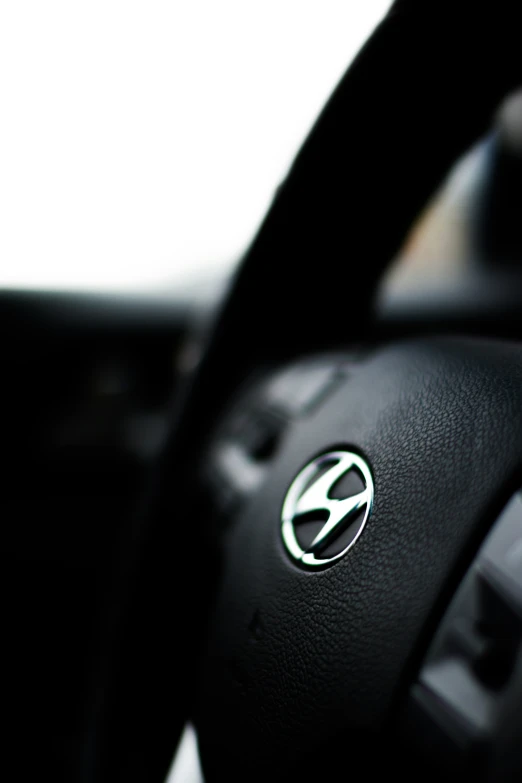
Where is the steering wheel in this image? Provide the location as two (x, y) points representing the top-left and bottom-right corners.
(81, 2), (522, 781)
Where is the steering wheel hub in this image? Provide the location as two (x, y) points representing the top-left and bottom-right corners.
(195, 338), (522, 781)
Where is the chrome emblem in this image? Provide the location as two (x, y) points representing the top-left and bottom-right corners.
(281, 450), (373, 568)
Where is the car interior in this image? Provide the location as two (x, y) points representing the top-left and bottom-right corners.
(6, 1), (522, 781)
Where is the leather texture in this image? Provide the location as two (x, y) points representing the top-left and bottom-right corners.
(196, 338), (522, 781)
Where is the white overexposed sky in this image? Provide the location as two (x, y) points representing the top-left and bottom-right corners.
(0, 1), (391, 292)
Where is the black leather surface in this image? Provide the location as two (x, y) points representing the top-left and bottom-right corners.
(196, 338), (522, 781)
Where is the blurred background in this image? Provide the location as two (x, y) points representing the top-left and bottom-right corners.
(0, 1), (391, 293)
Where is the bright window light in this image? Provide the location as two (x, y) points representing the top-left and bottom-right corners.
(0, 1), (391, 292)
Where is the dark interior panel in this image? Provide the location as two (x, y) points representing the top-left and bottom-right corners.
(1, 289), (193, 778)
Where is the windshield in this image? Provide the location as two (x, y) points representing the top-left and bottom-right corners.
(0, 1), (391, 292)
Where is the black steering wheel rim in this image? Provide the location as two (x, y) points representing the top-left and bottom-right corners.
(81, 3), (522, 781)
